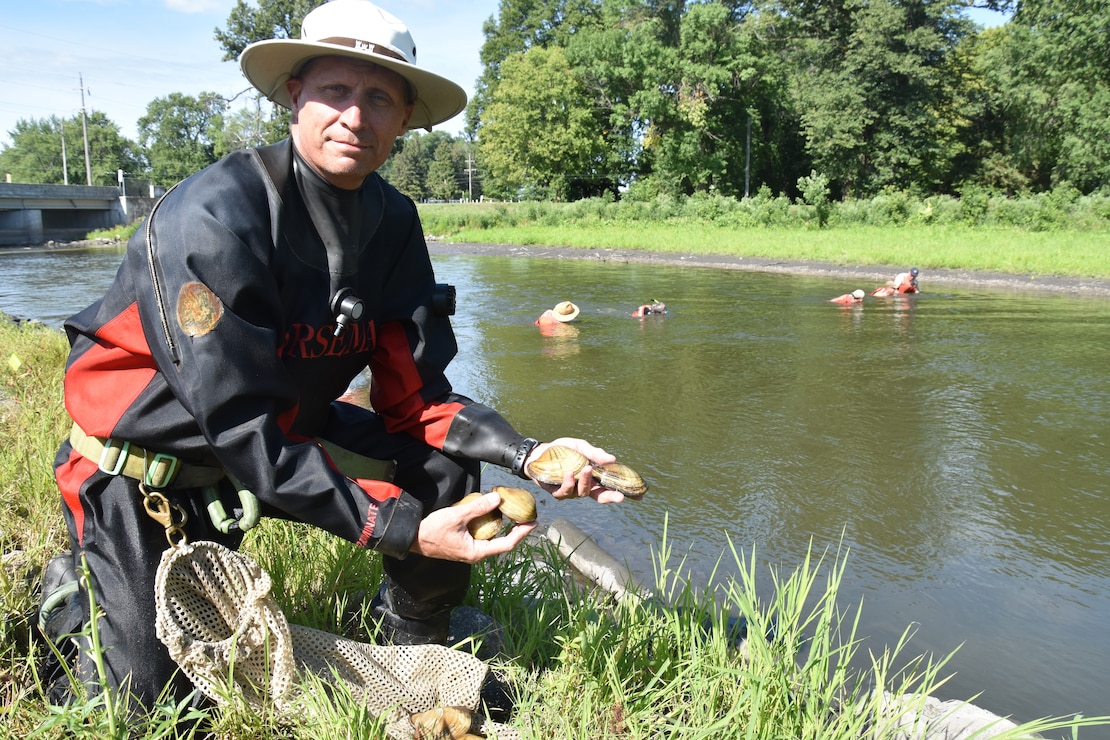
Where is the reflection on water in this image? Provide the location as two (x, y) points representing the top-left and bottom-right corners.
(435, 254), (1110, 738)
(2, 246), (1108, 736)
(536, 321), (580, 357)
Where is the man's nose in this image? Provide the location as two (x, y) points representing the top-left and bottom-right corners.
(339, 102), (367, 130)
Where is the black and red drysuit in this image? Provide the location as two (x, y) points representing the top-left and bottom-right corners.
(50, 139), (535, 706)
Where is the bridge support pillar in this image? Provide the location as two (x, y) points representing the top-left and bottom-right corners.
(23, 208), (44, 244)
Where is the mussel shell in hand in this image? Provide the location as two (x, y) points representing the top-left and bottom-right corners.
(453, 492), (503, 540)
(491, 485), (537, 523)
(525, 444), (589, 485)
(591, 462), (648, 497)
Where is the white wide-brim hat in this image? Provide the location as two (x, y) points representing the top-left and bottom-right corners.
(239, 0), (467, 132)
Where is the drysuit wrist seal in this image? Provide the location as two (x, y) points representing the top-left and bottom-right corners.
(511, 438), (540, 479)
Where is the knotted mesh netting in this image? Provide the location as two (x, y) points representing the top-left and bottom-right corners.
(154, 540), (519, 739)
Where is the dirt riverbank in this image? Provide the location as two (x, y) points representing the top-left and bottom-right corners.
(428, 240), (1110, 297)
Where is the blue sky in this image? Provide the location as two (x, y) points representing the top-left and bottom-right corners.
(0, 0), (500, 147)
(0, 0), (1008, 151)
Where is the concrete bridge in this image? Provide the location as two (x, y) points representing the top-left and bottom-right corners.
(0, 183), (156, 247)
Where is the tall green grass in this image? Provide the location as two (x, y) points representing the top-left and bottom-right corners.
(2, 317), (1107, 738)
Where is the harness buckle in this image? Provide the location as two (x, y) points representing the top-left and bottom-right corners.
(145, 452), (181, 488)
(97, 438), (130, 476)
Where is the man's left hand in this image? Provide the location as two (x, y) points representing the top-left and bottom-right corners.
(525, 437), (626, 503)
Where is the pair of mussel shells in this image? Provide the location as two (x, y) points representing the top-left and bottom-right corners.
(411, 705), (486, 739)
(454, 486), (537, 540)
(526, 445), (648, 498)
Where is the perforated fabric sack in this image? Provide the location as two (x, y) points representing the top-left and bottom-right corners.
(155, 540), (521, 739)
(154, 539), (295, 707)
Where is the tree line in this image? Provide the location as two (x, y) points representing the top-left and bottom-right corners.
(469, 0), (1109, 201)
(1, 0), (1106, 207)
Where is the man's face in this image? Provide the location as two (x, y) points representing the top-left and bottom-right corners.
(286, 56), (414, 190)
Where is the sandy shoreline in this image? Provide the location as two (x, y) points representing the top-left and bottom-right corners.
(428, 241), (1110, 298)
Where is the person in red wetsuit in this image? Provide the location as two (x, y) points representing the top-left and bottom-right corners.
(872, 267), (920, 296)
(829, 289), (865, 305)
(893, 267), (920, 293)
(39, 0), (629, 714)
(631, 301), (667, 317)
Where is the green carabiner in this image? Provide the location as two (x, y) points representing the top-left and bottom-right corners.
(203, 479), (261, 534)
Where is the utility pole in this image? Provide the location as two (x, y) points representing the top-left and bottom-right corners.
(79, 73), (92, 186)
(744, 112), (751, 199)
(61, 130), (69, 185)
(465, 150), (476, 201)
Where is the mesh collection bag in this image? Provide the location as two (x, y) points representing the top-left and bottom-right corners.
(154, 540), (520, 739)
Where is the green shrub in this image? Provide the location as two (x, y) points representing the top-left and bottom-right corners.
(865, 189), (914, 226)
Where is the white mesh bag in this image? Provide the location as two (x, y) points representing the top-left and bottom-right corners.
(155, 540), (520, 739)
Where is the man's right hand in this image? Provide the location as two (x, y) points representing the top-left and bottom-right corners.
(410, 490), (535, 563)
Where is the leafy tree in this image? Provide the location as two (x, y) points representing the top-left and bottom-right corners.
(214, 0), (323, 61)
(478, 45), (608, 200)
(214, 93), (289, 157)
(474, 0), (805, 200)
(559, 0), (666, 195)
(975, 0), (1110, 192)
(927, 26), (1013, 193)
(773, 0), (977, 197)
(382, 132), (430, 201)
(138, 93), (228, 184)
(0, 113), (141, 186)
(467, 0), (596, 135)
(214, 0), (320, 145)
(426, 140), (465, 201)
(380, 132), (473, 202)
(644, 2), (801, 198)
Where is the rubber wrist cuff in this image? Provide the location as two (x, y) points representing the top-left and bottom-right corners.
(511, 438), (540, 479)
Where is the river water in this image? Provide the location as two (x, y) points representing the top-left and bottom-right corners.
(2, 245), (1108, 735)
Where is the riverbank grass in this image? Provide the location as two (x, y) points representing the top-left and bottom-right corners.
(3, 317), (1107, 738)
(418, 201), (1110, 280)
(82, 199), (1110, 279)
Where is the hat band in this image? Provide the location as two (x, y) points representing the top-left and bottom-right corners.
(318, 36), (410, 64)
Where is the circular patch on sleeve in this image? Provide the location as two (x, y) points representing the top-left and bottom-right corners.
(176, 282), (223, 337)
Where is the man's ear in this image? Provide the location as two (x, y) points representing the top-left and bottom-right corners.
(398, 103), (414, 135)
(286, 78), (303, 121)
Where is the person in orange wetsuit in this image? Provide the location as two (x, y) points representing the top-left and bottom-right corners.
(535, 300), (580, 327)
(632, 301), (667, 317)
(872, 267), (920, 296)
(830, 289), (865, 304)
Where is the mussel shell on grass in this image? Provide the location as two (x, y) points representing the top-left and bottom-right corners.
(411, 705), (487, 740)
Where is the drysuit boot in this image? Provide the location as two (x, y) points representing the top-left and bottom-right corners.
(477, 669), (517, 722)
(369, 582), (452, 646)
(36, 552), (83, 704)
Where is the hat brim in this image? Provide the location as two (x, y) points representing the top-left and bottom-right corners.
(553, 306), (580, 322)
(239, 39), (467, 132)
